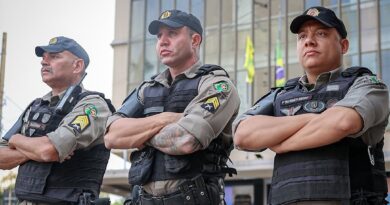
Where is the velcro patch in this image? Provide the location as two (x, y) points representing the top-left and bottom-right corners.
(68, 115), (90, 133)
(213, 81), (230, 93)
(201, 97), (220, 113)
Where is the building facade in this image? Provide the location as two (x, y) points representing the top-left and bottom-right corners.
(107, 0), (390, 204)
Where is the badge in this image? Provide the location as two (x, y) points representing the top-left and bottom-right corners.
(160, 11), (171, 19)
(68, 115), (90, 133)
(49, 37), (57, 45)
(280, 105), (301, 116)
(32, 113), (40, 120)
(213, 81), (230, 93)
(370, 76), (380, 84)
(303, 100), (326, 113)
(306, 8), (319, 16)
(84, 104), (98, 118)
(41, 113), (51, 123)
(201, 97), (220, 113)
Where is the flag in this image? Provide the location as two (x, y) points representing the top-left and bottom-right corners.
(275, 40), (286, 87)
(244, 36), (255, 84)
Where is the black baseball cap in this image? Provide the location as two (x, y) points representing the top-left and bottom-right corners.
(35, 36), (90, 68)
(290, 6), (347, 39)
(148, 10), (203, 36)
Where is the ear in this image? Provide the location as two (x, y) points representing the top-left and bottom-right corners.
(73, 59), (85, 75)
(340, 38), (349, 54)
(191, 33), (201, 48)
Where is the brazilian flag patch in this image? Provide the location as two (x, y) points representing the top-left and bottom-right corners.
(201, 97), (220, 113)
(68, 115), (90, 133)
(213, 81), (230, 93)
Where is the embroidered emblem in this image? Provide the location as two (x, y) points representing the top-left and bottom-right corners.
(306, 8), (320, 16)
(32, 113), (40, 120)
(160, 11), (171, 19)
(303, 100), (326, 113)
(84, 104), (98, 118)
(370, 76), (380, 84)
(201, 97), (220, 113)
(281, 96), (311, 106)
(213, 81), (230, 93)
(280, 105), (301, 116)
(41, 113), (51, 123)
(49, 37), (57, 45)
(68, 115), (90, 133)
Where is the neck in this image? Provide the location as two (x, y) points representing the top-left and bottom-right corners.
(169, 57), (198, 80)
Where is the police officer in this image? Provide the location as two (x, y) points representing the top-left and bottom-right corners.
(233, 6), (388, 205)
(0, 36), (115, 205)
(104, 10), (240, 205)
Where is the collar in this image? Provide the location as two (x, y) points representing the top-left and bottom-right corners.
(42, 84), (85, 103)
(299, 67), (343, 90)
(153, 60), (203, 86)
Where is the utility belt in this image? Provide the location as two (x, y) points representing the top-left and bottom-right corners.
(19, 200), (72, 205)
(126, 175), (224, 205)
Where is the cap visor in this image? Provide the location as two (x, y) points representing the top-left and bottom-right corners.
(290, 15), (332, 33)
(148, 20), (184, 35)
(35, 45), (64, 57)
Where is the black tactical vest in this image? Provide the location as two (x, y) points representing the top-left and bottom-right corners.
(269, 67), (387, 205)
(15, 91), (115, 203)
(128, 64), (236, 185)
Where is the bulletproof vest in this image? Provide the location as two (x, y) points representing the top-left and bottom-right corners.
(269, 67), (386, 204)
(128, 64), (236, 185)
(15, 91), (114, 203)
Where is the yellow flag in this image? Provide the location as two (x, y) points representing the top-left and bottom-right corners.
(244, 36), (255, 84)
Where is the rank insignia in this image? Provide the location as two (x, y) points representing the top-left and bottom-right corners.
(201, 97), (220, 113)
(303, 100), (326, 113)
(68, 115), (90, 133)
(84, 104), (98, 118)
(213, 81), (230, 93)
(280, 105), (301, 116)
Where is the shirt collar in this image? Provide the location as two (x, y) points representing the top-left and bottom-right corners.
(41, 84), (85, 103)
(153, 60), (203, 86)
(299, 67), (343, 90)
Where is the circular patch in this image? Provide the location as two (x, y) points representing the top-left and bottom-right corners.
(84, 104), (98, 118)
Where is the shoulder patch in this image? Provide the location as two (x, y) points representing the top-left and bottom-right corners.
(213, 81), (231, 93)
(84, 104), (98, 118)
(201, 97), (220, 113)
(68, 115), (90, 133)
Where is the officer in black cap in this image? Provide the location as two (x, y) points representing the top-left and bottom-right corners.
(105, 9), (240, 205)
(234, 6), (388, 205)
(0, 36), (115, 205)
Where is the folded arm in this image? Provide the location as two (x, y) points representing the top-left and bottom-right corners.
(104, 112), (182, 149)
(271, 106), (362, 153)
(0, 145), (29, 169)
(8, 134), (59, 162)
(234, 113), (316, 151)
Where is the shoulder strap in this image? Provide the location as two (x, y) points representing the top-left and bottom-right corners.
(283, 77), (300, 90)
(78, 91), (116, 113)
(195, 64), (230, 77)
(341, 66), (373, 77)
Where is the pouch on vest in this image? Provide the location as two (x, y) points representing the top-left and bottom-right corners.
(165, 154), (191, 173)
(128, 147), (155, 185)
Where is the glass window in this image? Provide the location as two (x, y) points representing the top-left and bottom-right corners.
(129, 42), (144, 85)
(145, 0), (159, 40)
(237, 0), (251, 25)
(205, 27), (219, 65)
(205, 0), (220, 27)
(381, 49), (390, 89)
(237, 70), (251, 112)
(176, 0), (189, 12)
(221, 25), (236, 72)
(305, 0), (322, 8)
(361, 52), (378, 74)
(144, 39), (158, 80)
(161, 0), (174, 11)
(361, 1), (377, 52)
(380, 0), (390, 50)
(191, 0), (204, 22)
(342, 3), (358, 55)
(288, 0), (304, 13)
(131, 0), (145, 42)
(254, 19), (268, 69)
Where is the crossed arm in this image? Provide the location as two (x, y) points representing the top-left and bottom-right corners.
(234, 106), (362, 153)
(0, 134), (59, 169)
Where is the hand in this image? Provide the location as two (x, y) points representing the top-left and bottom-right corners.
(8, 134), (24, 149)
